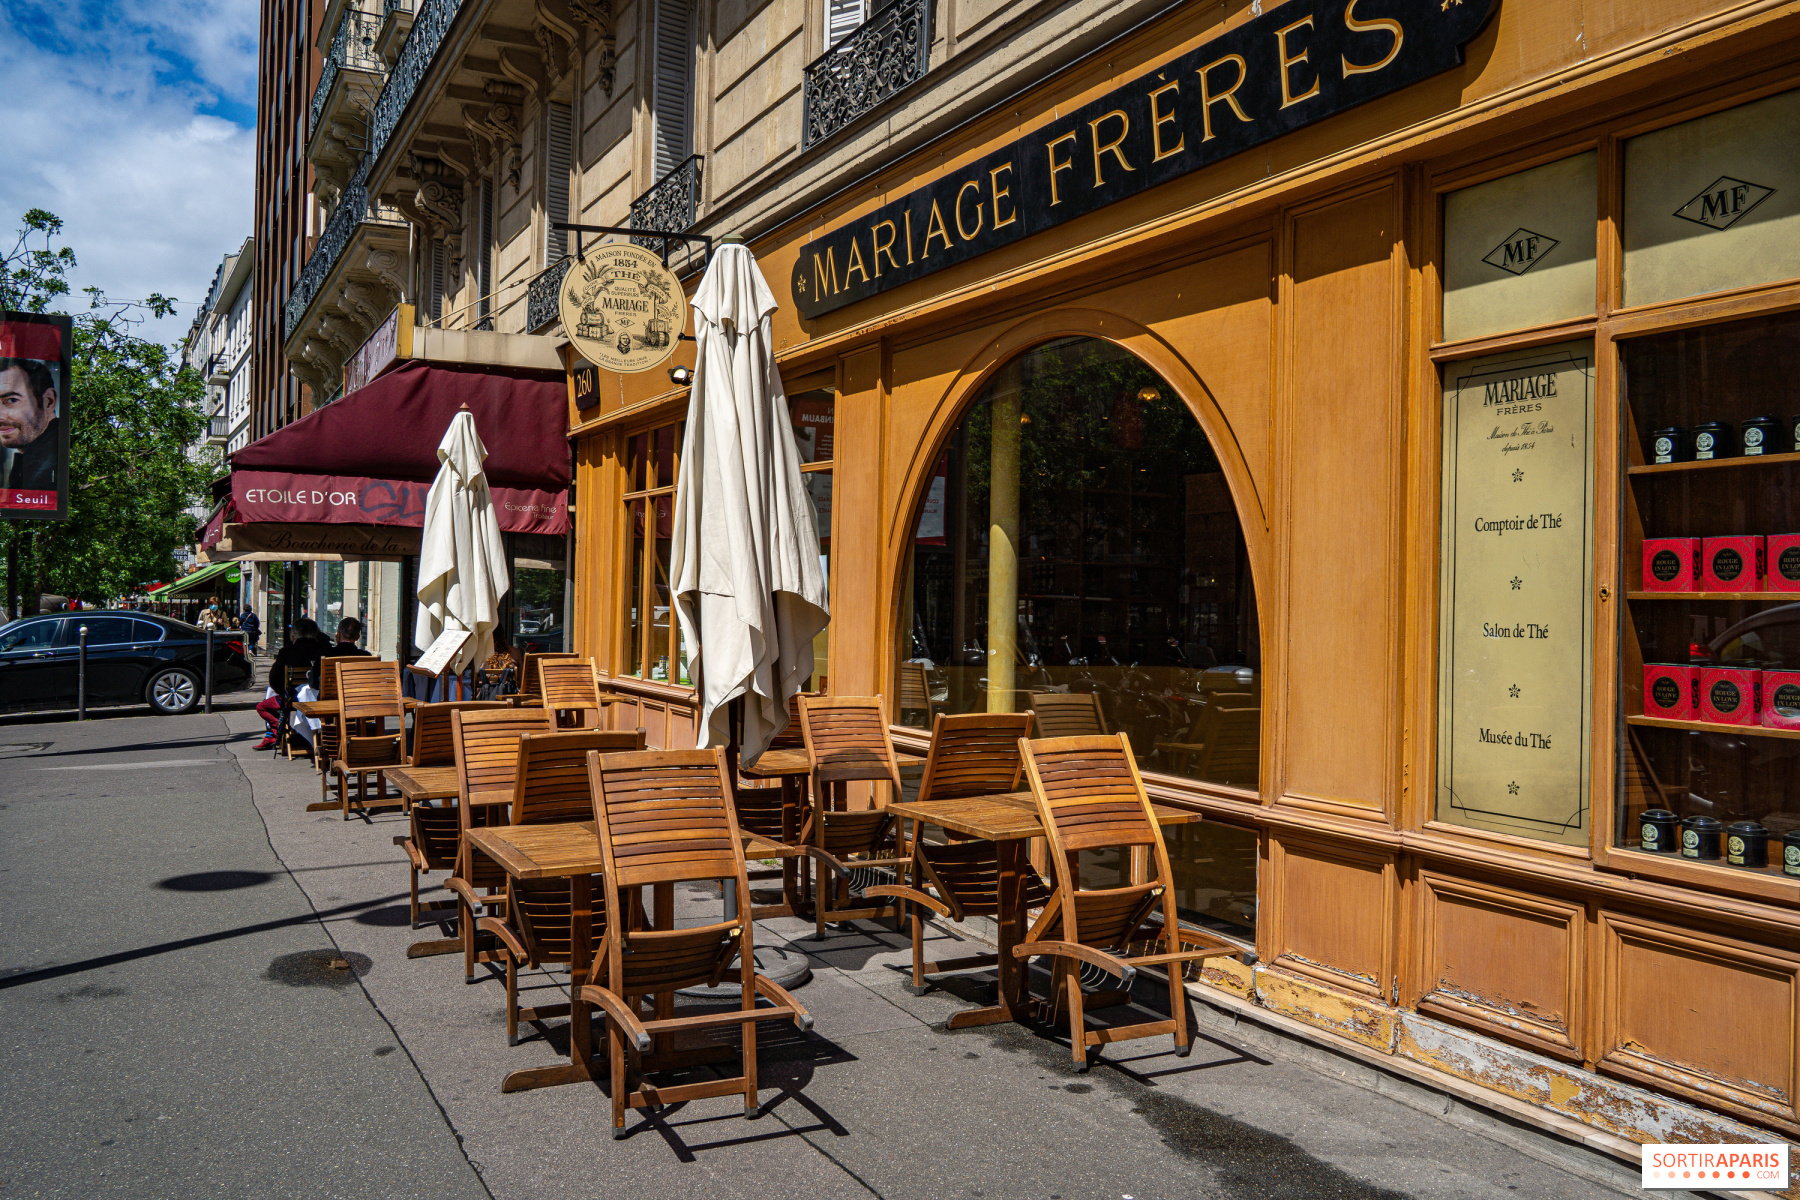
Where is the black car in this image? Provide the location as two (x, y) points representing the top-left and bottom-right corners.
(0, 611), (252, 716)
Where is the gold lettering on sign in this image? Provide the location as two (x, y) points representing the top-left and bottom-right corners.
(956, 180), (985, 241)
(871, 220), (901, 276)
(813, 248), (838, 296)
(923, 199), (955, 256)
(990, 163), (1017, 229)
(1276, 17), (1320, 109)
(1149, 80), (1184, 162)
(1341, 0), (1403, 77)
(904, 209), (916, 264)
(1046, 132), (1078, 205)
(1088, 109), (1135, 187)
(1198, 54), (1254, 141)
(843, 236), (871, 287)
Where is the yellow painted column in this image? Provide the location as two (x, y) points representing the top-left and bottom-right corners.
(986, 365), (1021, 714)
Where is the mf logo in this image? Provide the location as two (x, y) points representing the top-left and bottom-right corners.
(1481, 228), (1559, 276)
(1674, 176), (1775, 231)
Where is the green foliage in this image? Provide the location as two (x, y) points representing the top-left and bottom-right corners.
(1, 210), (216, 607)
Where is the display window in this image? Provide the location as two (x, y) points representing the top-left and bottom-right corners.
(789, 387), (834, 691)
(895, 335), (1260, 933)
(622, 421), (683, 681)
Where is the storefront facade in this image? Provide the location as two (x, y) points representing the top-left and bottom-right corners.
(569, 0), (1800, 1159)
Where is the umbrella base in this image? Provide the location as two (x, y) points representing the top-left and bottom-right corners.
(676, 945), (812, 998)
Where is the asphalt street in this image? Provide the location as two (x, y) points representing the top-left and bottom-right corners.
(0, 707), (1666, 1200)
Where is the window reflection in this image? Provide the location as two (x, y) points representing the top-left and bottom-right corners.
(897, 337), (1262, 790)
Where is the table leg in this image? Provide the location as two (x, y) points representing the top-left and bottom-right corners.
(945, 836), (1026, 1030)
(652, 882), (674, 1054)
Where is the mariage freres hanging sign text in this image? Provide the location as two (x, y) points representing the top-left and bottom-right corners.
(793, 0), (1499, 318)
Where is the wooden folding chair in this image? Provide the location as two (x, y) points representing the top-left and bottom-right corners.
(396, 701), (508, 929)
(480, 728), (646, 1044)
(1155, 701), (1259, 782)
(1014, 732), (1250, 1069)
(509, 650), (577, 706)
(867, 711), (1051, 994)
(331, 658), (407, 820)
(896, 660), (944, 727)
(797, 695), (910, 940)
(583, 747), (815, 1139)
(538, 657), (614, 729)
(306, 650), (362, 782)
(442, 708), (556, 977)
(1027, 692), (1109, 738)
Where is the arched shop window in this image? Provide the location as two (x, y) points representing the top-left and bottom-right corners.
(896, 336), (1260, 936)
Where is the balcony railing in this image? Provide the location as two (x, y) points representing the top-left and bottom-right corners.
(527, 258), (571, 333)
(368, 0), (465, 171)
(630, 155), (704, 253)
(802, 0), (932, 149)
(284, 167), (407, 340)
(310, 7), (386, 136)
(208, 415), (230, 441)
(384, 0), (412, 15)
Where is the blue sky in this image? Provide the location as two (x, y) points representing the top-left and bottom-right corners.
(0, 0), (258, 346)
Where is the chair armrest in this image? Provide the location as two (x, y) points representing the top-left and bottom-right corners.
(863, 882), (950, 917)
(477, 915), (528, 962)
(1011, 940), (1137, 989)
(578, 985), (654, 1052)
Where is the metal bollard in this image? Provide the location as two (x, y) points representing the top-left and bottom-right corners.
(77, 624), (88, 721)
(204, 627), (214, 714)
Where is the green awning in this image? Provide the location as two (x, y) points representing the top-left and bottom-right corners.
(149, 561), (239, 597)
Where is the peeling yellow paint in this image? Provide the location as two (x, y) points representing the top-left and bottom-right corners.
(1549, 1075), (1581, 1106)
(1255, 969), (1397, 1053)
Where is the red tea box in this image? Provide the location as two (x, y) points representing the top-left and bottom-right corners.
(1704, 536), (1765, 591)
(1700, 667), (1761, 726)
(1642, 537), (1702, 592)
(1768, 535), (1800, 593)
(1643, 664), (1698, 720)
(1763, 671), (1800, 730)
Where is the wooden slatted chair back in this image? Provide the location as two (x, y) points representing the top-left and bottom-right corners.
(538, 658), (604, 728)
(916, 712), (1031, 802)
(452, 708), (553, 800)
(1020, 732), (1172, 953)
(767, 690), (819, 750)
(588, 748), (745, 891)
(1192, 707), (1260, 788)
(897, 661), (932, 716)
(316, 651), (361, 703)
(521, 651), (578, 700)
(798, 695), (902, 788)
(1026, 692), (1108, 739)
(409, 701), (508, 767)
(337, 658), (402, 722)
(511, 729), (644, 825)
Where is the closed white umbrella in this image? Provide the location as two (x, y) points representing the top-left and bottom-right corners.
(414, 408), (509, 675)
(671, 242), (829, 763)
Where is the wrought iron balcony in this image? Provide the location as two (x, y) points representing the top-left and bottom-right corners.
(630, 156), (704, 253)
(384, 0), (411, 15)
(368, 0), (465, 172)
(802, 0), (932, 149)
(527, 258), (571, 333)
(284, 167), (407, 340)
(310, 7), (386, 137)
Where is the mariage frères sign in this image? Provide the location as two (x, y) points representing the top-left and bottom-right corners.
(793, 0), (1499, 318)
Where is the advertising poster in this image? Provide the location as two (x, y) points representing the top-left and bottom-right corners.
(0, 312), (73, 520)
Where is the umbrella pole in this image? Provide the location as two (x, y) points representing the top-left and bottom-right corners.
(723, 696), (742, 920)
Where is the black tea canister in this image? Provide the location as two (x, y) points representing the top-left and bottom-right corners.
(1784, 830), (1800, 878)
(1681, 815), (1723, 860)
(1725, 821), (1770, 867)
(1650, 427), (1688, 464)
(1640, 808), (1681, 853)
(1691, 421), (1734, 460)
(1741, 416), (1782, 457)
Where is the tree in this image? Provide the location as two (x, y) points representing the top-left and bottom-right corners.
(2, 210), (215, 613)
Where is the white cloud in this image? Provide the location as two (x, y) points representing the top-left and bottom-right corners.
(0, 1), (257, 348)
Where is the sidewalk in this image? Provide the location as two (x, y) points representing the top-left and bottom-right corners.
(216, 707), (1648, 1200)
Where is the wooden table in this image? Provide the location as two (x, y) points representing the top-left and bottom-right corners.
(463, 821), (764, 1094)
(882, 793), (1200, 1031)
(386, 766), (459, 807)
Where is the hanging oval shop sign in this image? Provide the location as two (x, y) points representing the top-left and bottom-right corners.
(558, 242), (685, 373)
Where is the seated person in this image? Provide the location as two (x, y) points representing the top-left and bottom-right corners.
(308, 617), (371, 688)
(254, 619), (329, 750)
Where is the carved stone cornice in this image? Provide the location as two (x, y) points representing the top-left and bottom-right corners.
(534, 0), (578, 80)
(497, 47), (547, 103)
(567, 0), (615, 94)
(364, 245), (406, 302)
(410, 155), (464, 236)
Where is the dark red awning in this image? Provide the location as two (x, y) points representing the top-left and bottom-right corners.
(223, 361), (569, 535)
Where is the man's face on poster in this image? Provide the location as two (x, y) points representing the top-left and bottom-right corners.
(0, 363), (57, 449)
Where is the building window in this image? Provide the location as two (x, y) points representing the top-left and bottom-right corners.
(543, 101), (572, 265)
(790, 387), (834, 690)
(622, 420), (684, 681)
(477, 175), (494, 326)
(825, 0), (867, 46)
(650, 0), (694, 180)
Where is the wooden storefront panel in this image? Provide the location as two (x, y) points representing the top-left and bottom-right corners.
(1416, 871), (1586, 1062)
(1599, 911), (1799, 1133)
(1278, 186), (1402, 815)
(1267, 832), (1396, 1001)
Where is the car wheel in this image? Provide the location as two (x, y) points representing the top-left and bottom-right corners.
(146, 667), (201, 715)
